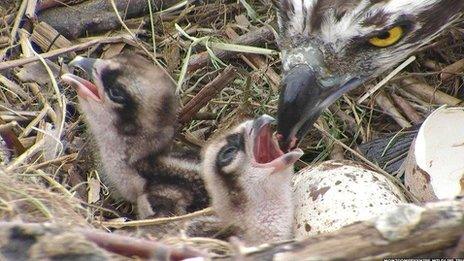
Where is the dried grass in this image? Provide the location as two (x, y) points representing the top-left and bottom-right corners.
(0, 169), (88, 226)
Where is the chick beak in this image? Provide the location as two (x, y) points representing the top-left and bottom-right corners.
(69, 56), (97, 76)
(277, 65), (361, 152)
(250, 114), (303, 173)
(61, 56), (101, 102)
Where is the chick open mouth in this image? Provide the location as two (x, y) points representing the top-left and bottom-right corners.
(254, 123), (284, 164)
(61, 57), (101, 102)
(251, 115), (303, 170)
(61, 73), (101, 102)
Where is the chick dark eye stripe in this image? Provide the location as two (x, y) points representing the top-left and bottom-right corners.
(214, 133), (247, 207)
(100, 68), (130, 103)
(100, 68), (140, 135)
(216, 133), (244, 168)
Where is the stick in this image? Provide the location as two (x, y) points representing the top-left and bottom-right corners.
(80, 229), (205, 259)
(37, 0), (180, 39)
(225, 27), (280, 92)
(391, 93), (423, 125)
(0, 36), (126, 71)
(187, 26), (275, 72)
(0, 117), (25, 156)
(101, 207), (213, 228)
(374, 91), (412, 128)
(9, 0), (28, 45)
(179, 65), (238, 124)
(441, 58), (464, 81)
(25, 0), (38, 20)
(401, 77), (462, 106)
(0, 222), (204, 260)
(6, 138), (45, 171)
(357, 56), (416, 104)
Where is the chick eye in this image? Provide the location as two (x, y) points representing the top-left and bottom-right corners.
(368, 26), (403, 48)
(108, 88), (126, 104)
(218, 145), (238, 166)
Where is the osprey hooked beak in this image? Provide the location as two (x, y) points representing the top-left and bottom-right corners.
(273, 0), (464, 152)
(277, 63), (361, 151)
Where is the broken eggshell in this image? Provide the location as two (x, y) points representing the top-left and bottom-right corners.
(293, 160), (408, 238)
(404, 106), (464, 201)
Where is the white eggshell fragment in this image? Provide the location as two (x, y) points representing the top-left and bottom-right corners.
(293, 160), (407, 238)
(406, 106), (464, 200)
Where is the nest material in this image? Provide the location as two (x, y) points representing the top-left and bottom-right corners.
(0, 169), (88, 226)
(0, 0), (463, 258)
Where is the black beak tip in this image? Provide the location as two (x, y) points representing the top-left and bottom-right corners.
(276, 65), (321, 152)
(278, 140), (291, 153)
(277, 105), (324, 152)
(276, 133), (296, 153)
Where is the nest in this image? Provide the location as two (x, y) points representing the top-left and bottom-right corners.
(0, 0), (463, 259)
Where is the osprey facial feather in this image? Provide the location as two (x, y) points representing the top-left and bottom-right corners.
(276, 0), (464, 150)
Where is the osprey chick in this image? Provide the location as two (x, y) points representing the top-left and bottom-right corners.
(201, 115), (303, 245)
(62, 54), (208, 218)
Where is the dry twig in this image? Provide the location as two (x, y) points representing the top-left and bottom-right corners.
(401, 77), (462, 106)
(179, 65), (238, 124)
(187, 26), (275, 72)
(0, 36), (127, 71)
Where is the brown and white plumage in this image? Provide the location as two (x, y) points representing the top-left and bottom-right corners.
(275, 0), (464, 150)
(201, 115), (303, 245)
(61, 54), (208, 218)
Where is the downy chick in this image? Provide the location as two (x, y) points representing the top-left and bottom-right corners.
(201, 115), (303, 245)
(61, 53), (208, 218)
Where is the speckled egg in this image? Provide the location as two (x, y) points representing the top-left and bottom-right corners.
(293, 160), (408, 239)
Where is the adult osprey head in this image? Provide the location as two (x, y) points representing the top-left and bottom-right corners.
(275, 0), (464, 151)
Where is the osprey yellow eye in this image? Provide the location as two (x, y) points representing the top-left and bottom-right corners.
(369, 26), (403, 47)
